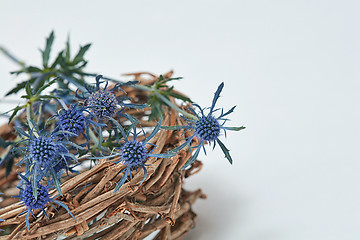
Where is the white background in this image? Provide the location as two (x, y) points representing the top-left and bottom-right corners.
(1, 1), (360, 239)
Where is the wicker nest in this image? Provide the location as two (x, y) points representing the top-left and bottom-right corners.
(0, 71), (206, 240)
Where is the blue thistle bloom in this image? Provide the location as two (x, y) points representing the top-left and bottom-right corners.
(101, 117), (175, 192)
(76, 75), (147, 121)
(21, 181), (50, 213)
(52, 103), (106, 154)
(25, 134), (69, 171)
(88, 89), (118, 119)
(16, 175), (75, 230)
(163, 82), (245, 169)
(28, 136), (58, 168)
(120, 141), (149, 169)
(57, 106), (87, 136)
(195, 115), (221, 141)
(14, 122), (79, 195)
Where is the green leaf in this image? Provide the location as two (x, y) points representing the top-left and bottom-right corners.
(50, 50), (64, 69)
(65, 34), (71, 62)
(72, 44), (91, 65)
(223, 126), (246, 131)
(149, 98), (162, 120)
(33, 72), (53, 93)
(167, 91), (192, 103)
(26, 66), (42, 73)
(25, 82), (33, 97)
(42, 31), (55, 68)
(10, 66), (42, 75)
(36, 78), (57, 95)
(0, 46), (25, 66)
(8, 105), (25, 123)
(5, 78), (36, 96)
(58, 74), (87, 92)
(39, 95), (60, 100)
(216, 138), (233, 164)
(161, 125), (189, 130)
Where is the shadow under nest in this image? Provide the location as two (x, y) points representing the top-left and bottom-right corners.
(0, 72), (207, 240)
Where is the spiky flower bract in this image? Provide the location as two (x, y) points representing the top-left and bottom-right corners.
(76, 75), (147, 120)
(53, 156), (79, 176)
(163, 82), (245, 169)
(103, 117), (175, 192)
(17, 175), (75, 230)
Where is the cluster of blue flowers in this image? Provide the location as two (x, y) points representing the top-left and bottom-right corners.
(7, 75), (242, 230)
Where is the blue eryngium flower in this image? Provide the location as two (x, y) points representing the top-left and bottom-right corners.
(17, 175), (75, 230)
(163, 82), (245, 169)
(14, 122), (78, 195)
(52, 103), (104, 146)
(76, 75), (147, 120)
(105, 117), (175, 192)
(57, 105), (87, 136)
(21, 181), (50, 213)
(88, 89), (118, 119)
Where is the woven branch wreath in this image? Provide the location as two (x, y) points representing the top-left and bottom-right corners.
(0, 32), (244, 240)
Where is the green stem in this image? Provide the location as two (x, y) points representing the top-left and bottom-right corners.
(0, 46), (25, 67)
(26, 104), (39, 137)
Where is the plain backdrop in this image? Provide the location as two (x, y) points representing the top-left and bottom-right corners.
(1, 1), (359, 239)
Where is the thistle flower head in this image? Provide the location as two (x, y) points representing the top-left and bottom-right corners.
(58, 107), (86, 135)
(88, 89), (118, 119)
(162, 82), (245, 169)
(120, 140), (149, 168)
(103, 117), (175, 192)
(23, 132), (72, 171)
(21, 182), (50, 212)
(75, 75), (146, 121)
(14, 123), (78, 196)
(29, 136), (57, 167)
(16, 174), (75, 230)
(195, 115), (221, 141)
